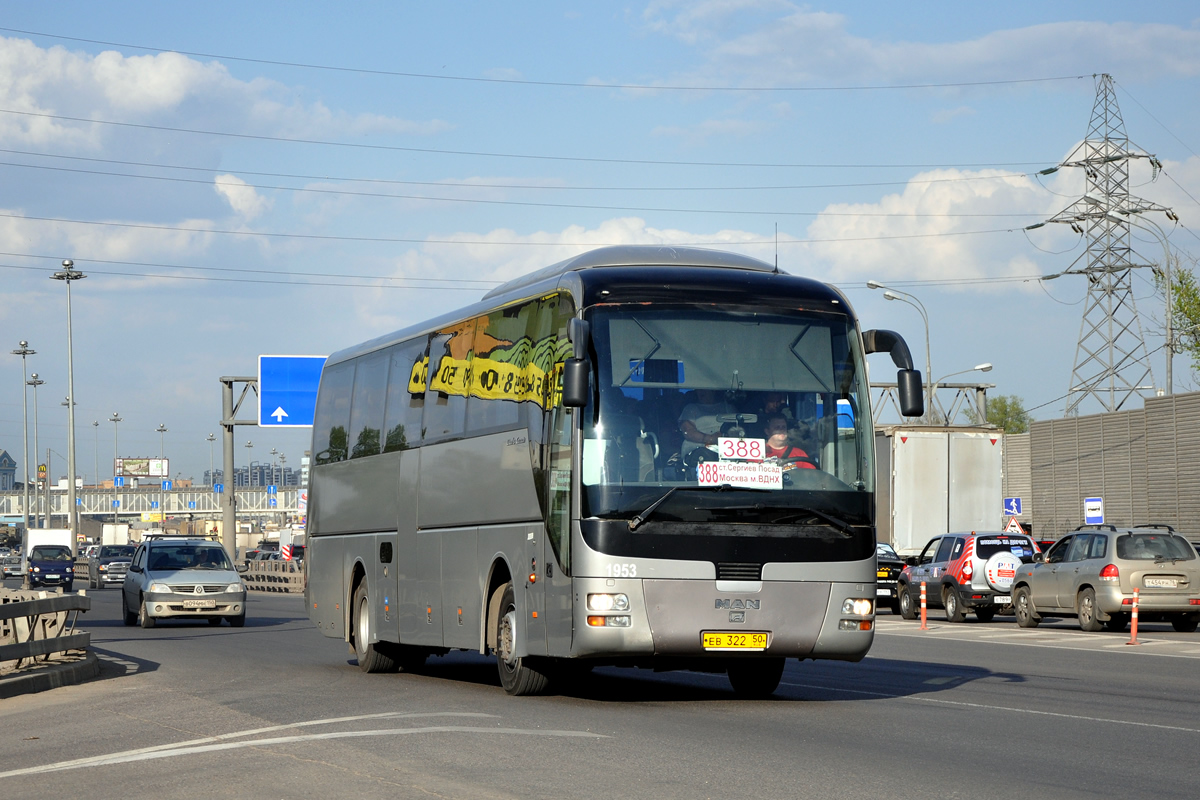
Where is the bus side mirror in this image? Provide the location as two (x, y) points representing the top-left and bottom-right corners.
(897, 369), (924, 418)
(562, 358), (589, 408)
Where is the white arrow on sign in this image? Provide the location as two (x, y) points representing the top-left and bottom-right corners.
(271, 406), (289, 422)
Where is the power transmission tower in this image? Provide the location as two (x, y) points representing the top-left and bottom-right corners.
(1037, 74), (1170, 415)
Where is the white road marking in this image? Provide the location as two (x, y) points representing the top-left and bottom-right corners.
(780, 680), (1200, 735)
(0, 712), (506, 779)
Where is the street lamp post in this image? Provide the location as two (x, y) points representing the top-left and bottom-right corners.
(270, 447), (278, 487)
(92, 421), (99, 488)
(244, 441), (253, 487)
(11, 341), (34, 536)
(27, 373), (44, 528)
(156, 424), (168, 528)
(930, 363), (993, 424)
(867, 281), (933, 418)
(110, 412), (121, 524)
(206, 433), (216, 486)
(52, 259), (86, 553)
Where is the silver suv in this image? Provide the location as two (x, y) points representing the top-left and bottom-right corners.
(897, 531), (1040, 623)
(1011, 524), (1200, 632)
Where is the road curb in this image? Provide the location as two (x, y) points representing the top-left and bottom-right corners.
(0, 651), (100, 700)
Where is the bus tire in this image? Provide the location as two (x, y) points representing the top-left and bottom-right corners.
(353, 583), (397, 673)
(727, 657), (784, 698)
(495, 582), (550, 696)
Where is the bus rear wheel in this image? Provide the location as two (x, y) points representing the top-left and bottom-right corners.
(727, 658), (784, 698)
(353, 583), (397, 673)
(495, 582), (550, 696)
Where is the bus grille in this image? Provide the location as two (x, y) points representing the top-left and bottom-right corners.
(716, 562), (762, 581)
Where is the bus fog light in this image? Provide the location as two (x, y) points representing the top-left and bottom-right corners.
(607, 615), (631, 627)
(586, 615), (631, 627)
(587, 593), (629, 612)
(842, 598), (873, 615)
(839, 619), (873, 631)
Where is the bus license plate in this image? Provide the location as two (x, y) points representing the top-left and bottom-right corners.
(183, 599), (217, 609)
(702, 632), (768, 650)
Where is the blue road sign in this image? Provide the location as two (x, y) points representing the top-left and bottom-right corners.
(188, 501), (196, 509)
(214, 483), (224, 494)
(269, 497), (277, 508)
(113, 476), (124, 488)
(112, 499), (120, 508)
(258, 355), (327, 427)
(151, 501), (159, 509)
(1004, 497), (1022, 516)
(162, 480), (172, 491)
(268, 485), (277, 494)
(1084, 496), (1104, 525)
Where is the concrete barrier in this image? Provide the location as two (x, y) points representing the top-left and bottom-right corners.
(1, 589), (91, 672)
(243, 560), (306, 594)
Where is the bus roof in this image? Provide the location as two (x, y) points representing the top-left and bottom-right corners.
(482, 245), (776, 300)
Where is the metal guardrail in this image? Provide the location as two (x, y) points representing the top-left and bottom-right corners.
(0, 590), (91, 671)
(242, 560), (305, 594)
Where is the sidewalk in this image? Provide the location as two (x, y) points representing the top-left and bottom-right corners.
(0, 650), (100, 699)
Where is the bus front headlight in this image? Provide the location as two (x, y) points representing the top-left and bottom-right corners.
(587, 593), (629, 612)
(842, 598), (873, 616)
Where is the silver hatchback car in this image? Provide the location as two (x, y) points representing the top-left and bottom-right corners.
(1011, 524), (1200, 632)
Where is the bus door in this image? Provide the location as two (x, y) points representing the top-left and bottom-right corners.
(542, 403), (574, 656)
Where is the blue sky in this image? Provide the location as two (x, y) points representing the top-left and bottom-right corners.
(1, 2), (1198, 483)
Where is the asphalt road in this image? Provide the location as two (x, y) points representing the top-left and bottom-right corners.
(1, 582), (1197, 799)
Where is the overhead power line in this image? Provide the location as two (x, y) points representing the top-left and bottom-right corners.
(0, 27), (1091, 93)
(0, 108), (1059, 170)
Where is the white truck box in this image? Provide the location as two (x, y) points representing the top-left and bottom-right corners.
(875, 426), (1003, 555)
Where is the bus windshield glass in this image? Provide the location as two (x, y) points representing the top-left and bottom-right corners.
(581, 305), (874, 528)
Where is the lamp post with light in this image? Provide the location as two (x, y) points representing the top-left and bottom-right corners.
(206, 433), (216, 486)
(930, 363), (993, 424)
(11, 341), (34, 535)
(867, 281), (932, 417)
(27, 373), (44, 528)
(156, 424), (168, 528)
(110, 412), (122, 524)
(51, 259), (86, 552)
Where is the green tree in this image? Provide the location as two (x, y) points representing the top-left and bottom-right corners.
(1170, 261), (1200, 375)
(967, 394), (1031, 433)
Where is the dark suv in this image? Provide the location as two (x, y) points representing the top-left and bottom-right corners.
(897, 532), (1040, 623)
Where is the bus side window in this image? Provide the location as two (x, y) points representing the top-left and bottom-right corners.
(539, 294), (575, 571)
(348, 351), (389, 459)
(382, 339), (428, 452)
(423, 321), (476, 440)
(313, 360), (355, 465)
(466, 300), (537, 433)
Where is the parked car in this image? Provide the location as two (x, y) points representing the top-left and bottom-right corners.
(876, 543), (904, 613)
(88, 544), (136, 589)
(1011, 524), (1200, 632)
(897, 531), (1040, 622)
(26, 544), (75, 592)
(122, 534), (247, 628)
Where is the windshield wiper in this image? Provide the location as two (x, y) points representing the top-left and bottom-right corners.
(628, 485), (742, 531)
(765, 506), (859, 537)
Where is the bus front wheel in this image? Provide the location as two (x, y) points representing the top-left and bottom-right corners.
(495, 582), (550, 696)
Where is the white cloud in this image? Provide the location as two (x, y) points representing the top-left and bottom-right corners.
(214, 174), (271, 220)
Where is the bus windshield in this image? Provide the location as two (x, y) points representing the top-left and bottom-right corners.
(581, 305), (875, 528)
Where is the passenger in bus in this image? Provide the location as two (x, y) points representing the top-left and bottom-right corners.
(678, 388), (736, 459)
(764, 412), (815, 468)
(747, 391), (792, 438)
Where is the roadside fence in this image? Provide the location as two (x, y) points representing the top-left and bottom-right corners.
(243, 560), (306, 594)
(0, 589), (91, 673)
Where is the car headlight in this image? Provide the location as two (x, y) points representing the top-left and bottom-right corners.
(32, 566), (40, 573)
(99, 564), (108, 572)
(226, 583), (245, 594)
(66, 567), (73, 573)
(148, 582), (172, 593)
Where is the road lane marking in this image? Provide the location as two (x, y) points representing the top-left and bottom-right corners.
(0, 712), (498, 779)
(779, 680), (1200, 735)
(2, 726), (607, 776)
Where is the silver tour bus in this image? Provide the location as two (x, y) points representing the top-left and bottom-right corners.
(305, 245), (923, 696)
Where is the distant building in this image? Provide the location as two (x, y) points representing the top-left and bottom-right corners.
(206, 464), (299, 488)
(0, 449), (14, 491)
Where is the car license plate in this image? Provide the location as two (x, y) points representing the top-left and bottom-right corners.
(183, 599), (217, 609)
(994, 596), (1011, 605)
(1144, 578), (1178, 588)
(702, 631), (768, 650)
(876, 588), (891, 596)
(45, 574), (60, 580)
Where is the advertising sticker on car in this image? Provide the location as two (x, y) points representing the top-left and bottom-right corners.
(984, 552), (1021, 592)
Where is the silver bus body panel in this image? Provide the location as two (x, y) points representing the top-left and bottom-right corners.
(307, 534), (346, 638)
(418, 431), (541, 529)
(311, 452), (400, 535)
